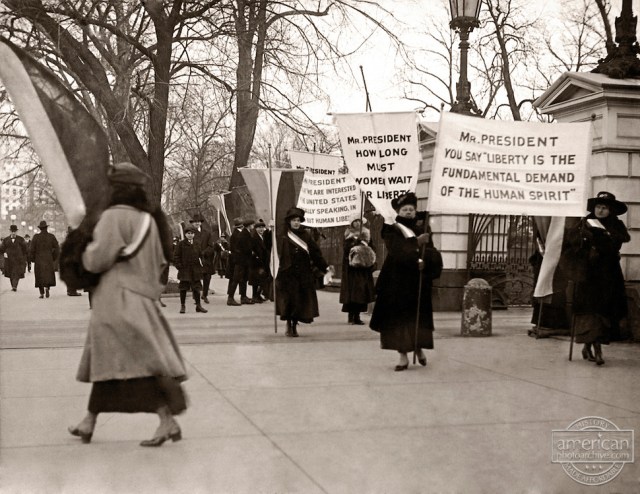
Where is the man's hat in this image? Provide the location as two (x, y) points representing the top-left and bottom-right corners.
(38, 220), (48, 229)
(233, 217), (244, 227)
(243, 217), (255, 227)
(183, 224), (197, 233)
(284, 207), (305, 222)
(254, 219), (266, 228)
(9, 224), (18, 232)
(190, 214), (205, 223)
(587, 191), (627, 216)
(391, 192), (418, 212)
(107, 161), (149, 186)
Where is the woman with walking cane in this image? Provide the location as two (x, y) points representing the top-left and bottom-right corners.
(68, 162), (188, 447)
(563, 191), (630, 366)
(370, 192), (441, 371)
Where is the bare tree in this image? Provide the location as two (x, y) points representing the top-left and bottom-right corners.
(163, 83), (234, 220)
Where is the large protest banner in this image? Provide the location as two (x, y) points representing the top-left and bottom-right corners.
(334, 111), (420, 222)
(428, 112), (591, 216)
(289, 150), (361, 227)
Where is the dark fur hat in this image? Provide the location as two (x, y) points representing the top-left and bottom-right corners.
(391, 192), (418, 211)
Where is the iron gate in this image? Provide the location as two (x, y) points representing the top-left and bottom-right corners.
(467, 214), (537, 307)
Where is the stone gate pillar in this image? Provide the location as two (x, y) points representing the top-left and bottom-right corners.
(534, 72), (640, 339)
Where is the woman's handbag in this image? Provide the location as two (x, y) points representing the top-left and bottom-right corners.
(349, 244), (376, 268)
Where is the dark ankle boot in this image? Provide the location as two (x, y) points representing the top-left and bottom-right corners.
(582, 344), (595, 362)
(285, 320), (294, 337)
(348, 312), (354, 324)
(593, 343), (605, 366)
(291, 320), (299, 337)
(352, 313), (365, 325)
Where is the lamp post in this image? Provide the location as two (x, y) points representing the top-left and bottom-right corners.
(449, 0), (483, 115)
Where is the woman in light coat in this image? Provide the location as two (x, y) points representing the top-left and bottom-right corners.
(68, 162), (187, 447)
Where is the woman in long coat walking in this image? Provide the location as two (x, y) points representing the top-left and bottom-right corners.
(30, 220), (59, 298)
(69, 162), (187, 447)
(276, 207), (328, 337)
(370, 193), (438, 371)
(340, 216), (375, 325)
(562, 191), (630, 365)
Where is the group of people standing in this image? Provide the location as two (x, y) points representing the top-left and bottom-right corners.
(29, 162), (628, 449)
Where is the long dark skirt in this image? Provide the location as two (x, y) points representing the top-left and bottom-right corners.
(88, 376), (187, 415)
(574, 313), (611, 345)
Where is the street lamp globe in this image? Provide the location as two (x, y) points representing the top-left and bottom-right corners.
(10, 214), (16, 221)
(448, 0), (483, 116)
(449, 0), (482, 25)
(21, 221), (26, 227)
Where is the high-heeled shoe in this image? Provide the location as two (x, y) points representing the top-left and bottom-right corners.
(139, 428), (182, 447)
(581, 344), (595, 362)
(68, 426), (93, 444)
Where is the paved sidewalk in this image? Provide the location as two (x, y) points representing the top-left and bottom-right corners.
(1, 272), (639, 493)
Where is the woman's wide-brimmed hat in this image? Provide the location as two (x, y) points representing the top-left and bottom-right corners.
(391, 192), (418, 211)
(38, 220), (48, 229)
(284, 207), (305, 222)
(587, 191), (627, 216)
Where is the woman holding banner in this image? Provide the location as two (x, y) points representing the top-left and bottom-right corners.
(276, 207), (328, 337)
(68, 162), (188, 447)
(340, 215), (376, 325)
(370, 193), (437, 371)
(562, 191), (630, 366)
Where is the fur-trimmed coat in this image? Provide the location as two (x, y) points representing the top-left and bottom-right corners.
(77, 205), (186, 383)
(340, 226), (375, 309)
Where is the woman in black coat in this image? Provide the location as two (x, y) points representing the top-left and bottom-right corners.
(276, 207), (328, 337)
(370, 193), (437, 371)
(339, 216), (375, 325)
(562, 191), (630, 365)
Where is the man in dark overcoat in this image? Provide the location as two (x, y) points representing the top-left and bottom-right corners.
(30, 220), (60, 298)
(190, 214), (216, 303)
(249, 219), (272, 303)
(0, 224), (28, 291)
(226, 217), (254, 306)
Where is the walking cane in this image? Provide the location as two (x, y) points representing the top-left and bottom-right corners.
(413, 212), (430, 365)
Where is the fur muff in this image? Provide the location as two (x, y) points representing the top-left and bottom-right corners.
(349, 243), (376, 268)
